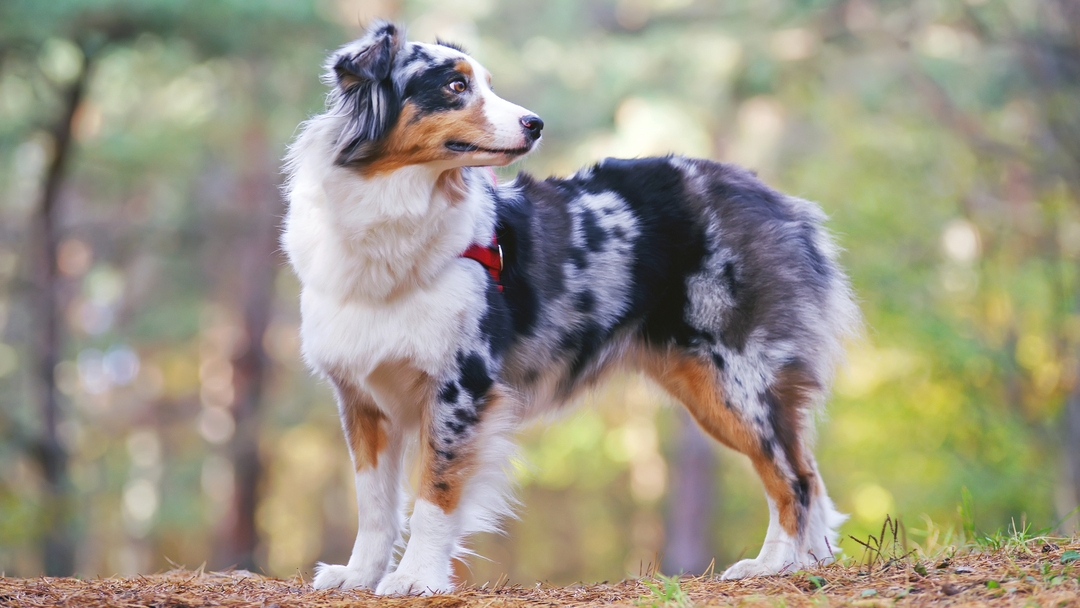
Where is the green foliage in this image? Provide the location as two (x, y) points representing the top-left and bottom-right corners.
(805, 575), (827, 590)
(847, 515), (918, 573)
(636, 574), (692, 608)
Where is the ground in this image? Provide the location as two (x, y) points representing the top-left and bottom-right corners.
(2, 534), (1077, 607)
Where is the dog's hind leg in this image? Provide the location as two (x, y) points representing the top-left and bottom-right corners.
(642, 351), (845, 579)
(376, 378), (516, 596)
(311, 369), (406, 591)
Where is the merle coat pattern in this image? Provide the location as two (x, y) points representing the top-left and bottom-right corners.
(281, 21), (859, 596)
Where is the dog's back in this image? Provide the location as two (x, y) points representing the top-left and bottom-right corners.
(497, 156), (857, 406)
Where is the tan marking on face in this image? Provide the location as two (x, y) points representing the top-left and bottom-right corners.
(359, 96), (492, 177)
(639, 351), (817, 535)
(326, 366), (389, 471)
(454, 60), (473, 78)
(418, 386), (508, 513)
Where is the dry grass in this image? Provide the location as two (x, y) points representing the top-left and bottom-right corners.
(2, 533), (1077, 607)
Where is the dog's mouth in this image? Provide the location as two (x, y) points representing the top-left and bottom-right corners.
(446, 141), (532, 156)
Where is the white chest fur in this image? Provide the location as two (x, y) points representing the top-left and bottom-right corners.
(281, 117), (495, 399)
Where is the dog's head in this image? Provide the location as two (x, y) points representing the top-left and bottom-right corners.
(325, 22), (543, 173)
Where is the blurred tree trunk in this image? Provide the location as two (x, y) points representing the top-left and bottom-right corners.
(663, 408), (717, 575)
(215, 117), (281, 571)
(30, 46), (91, 577)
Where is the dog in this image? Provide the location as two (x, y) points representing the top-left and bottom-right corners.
(281, 21), (859, 595)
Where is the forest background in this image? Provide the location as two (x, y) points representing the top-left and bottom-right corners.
(1, 0), (1078, 587)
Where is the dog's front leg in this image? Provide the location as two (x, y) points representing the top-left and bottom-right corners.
(376, 381), (514, 596)
(312, 371), (404, 591)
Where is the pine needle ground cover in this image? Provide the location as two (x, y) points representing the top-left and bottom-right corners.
(2, 530), (1077, 607)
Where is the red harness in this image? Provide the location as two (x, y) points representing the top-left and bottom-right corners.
(460, 167), (503, 291)
(461, 235), (503, 292)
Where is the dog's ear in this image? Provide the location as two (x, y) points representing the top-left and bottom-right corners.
(334, 22), (398, 89)
(328, 22), (404, 166)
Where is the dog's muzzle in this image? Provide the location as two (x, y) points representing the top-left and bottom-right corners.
(521, 115), (544, 142)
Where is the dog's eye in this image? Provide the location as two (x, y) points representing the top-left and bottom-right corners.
(447, 79), (467, 94)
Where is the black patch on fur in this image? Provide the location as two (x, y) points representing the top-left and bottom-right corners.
(761, 437), (775, 460)
(447, 407), (480, 436)
(710, 351), (725, 371)
(576, 158), (708, 348)
(793, 475), (812, 532)
(434, 481), (450, 491)
(401, 44), (430, 64)
(574, 291), (596, 313)
(454, 408), (479, 425)
(402, 58), (469, 116)
(480, 281), (512, 358)
(508, 174), (578, 303)
(794, 476), (811, 509)
(439, 381), (459, 404)
(457, 352), (492, 403)
(496, 189), (540, 337)
(568, 248), (588, 270)
(580, 208), (608, 252)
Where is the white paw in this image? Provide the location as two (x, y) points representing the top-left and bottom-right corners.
(720, 557), (794, 580)
(375, 569), (452, 596)
(311, 562), (382, 590)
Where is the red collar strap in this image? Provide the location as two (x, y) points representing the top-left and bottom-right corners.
(462, 235), (503, 292)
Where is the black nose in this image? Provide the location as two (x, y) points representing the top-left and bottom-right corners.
(521, 115), (544, 141)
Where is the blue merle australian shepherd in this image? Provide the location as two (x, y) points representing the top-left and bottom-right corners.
(282, 22), (860, 595)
